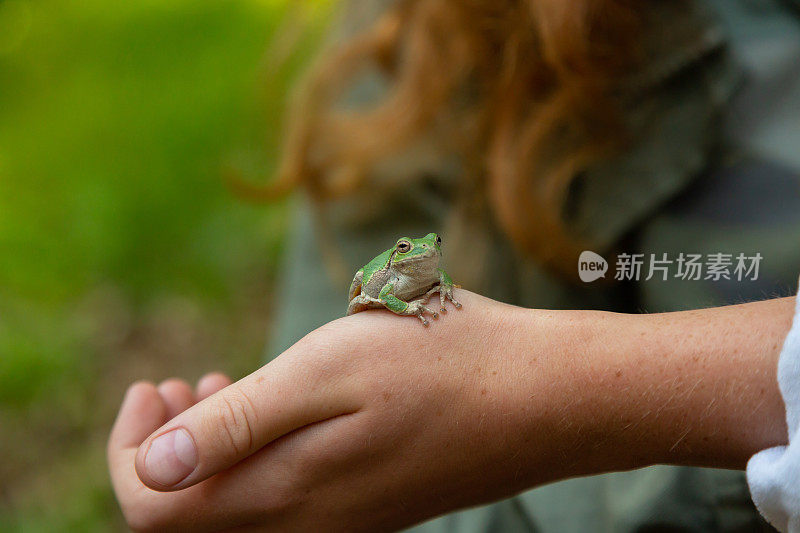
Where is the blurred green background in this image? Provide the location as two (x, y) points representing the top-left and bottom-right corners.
(0, 0), (329, 528)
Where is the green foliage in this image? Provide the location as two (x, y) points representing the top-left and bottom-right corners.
(0, 0), (330, 527)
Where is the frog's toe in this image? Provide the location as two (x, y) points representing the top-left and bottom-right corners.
(418, 315), (430, 326)
(441, 288), (461, 310)
(418, 305), (437, 320)
(440, 306), (447, 313)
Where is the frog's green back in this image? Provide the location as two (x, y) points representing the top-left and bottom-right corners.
(361, 247), (393, 283)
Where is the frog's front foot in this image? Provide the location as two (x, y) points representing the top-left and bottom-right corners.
(406, 300), (439, 326)
(380, 290), (438, 325)
(444, 284), (462, 310)
(425, 284), (461, 313)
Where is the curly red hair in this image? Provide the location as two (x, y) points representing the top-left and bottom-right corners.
(239, 0), (643, 275)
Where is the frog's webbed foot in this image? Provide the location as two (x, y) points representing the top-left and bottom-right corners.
(380, 291), (438, 326)
(438, 283), (462, 311)
(427, 270), (462, 313)
(423, 285), (447, 314)
(404, 299), (439, 326)
(378, 283), (438, 325)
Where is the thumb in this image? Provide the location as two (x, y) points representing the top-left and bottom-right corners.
(134, 354), (361, 491)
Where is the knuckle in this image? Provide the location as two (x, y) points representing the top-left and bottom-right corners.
(157, 378), (190, 393)
(129, 380), (156, 393)
(261, 477), (305, 515)
(293, 326), (353, 375)
(258, 455), (316, 516)
(212, 389), (259, 455)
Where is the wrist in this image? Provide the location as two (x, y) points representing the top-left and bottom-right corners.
(478, 296), (791, 494)
(563, 301), (790, 472)
(502, 307), (646, 487)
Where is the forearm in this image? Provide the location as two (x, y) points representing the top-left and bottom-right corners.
(517, 297), (795, 479)
(108, 291), (796, 530)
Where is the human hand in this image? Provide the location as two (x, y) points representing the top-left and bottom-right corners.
(108, 291), (793, 531)
(108, 291), (598, 531)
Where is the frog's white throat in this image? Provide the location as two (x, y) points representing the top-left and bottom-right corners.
(393, 252), (440, 277)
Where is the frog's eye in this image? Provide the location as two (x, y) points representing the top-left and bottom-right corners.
(436, 235), (442, 245)
(397, 240), (411, 253)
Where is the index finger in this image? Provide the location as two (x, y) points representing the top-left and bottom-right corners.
(134, 350), (361, 491)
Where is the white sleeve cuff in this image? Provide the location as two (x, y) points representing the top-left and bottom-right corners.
(747, 286), (800, 533)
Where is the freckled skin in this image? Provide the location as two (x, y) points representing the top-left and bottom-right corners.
(346, 233), (461, 326)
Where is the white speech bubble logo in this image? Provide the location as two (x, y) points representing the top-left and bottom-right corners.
(578, 250), (608, 282)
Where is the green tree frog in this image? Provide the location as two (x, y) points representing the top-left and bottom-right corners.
(346, 233), (461, 326)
